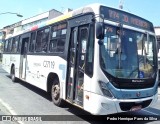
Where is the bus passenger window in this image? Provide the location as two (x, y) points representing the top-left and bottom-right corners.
(49, 23), (67, 53)
(57, 39), (65, 52)
(29, 32), (36, 52)
(4, 40), (8, 52)
(7, 39), (12, 52)
(42, 28), (49, 52)
(11, 36), (19, 53)
(36, 30), (43, 52)
(35, 27), (49, 53)
(17, 36), (21, 53)
(49, 39), (57, 52)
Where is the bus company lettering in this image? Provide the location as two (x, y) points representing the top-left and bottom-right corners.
(33, 63), (41, 67)
(132, 80), (144, 83)
(43, 61), (55, 69)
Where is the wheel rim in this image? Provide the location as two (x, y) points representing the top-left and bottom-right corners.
(52, 84), (60, 100)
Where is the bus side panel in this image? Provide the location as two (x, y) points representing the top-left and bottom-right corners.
(2, 54), (21, 78)
(11, 54), (21, 78)
(2, 54), (11, 73)
(25, 55), (67, 98)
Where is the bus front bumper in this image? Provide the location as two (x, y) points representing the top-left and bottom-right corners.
(84, 91), (158, 115)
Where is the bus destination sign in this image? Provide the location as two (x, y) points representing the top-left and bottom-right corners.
(100, 6), (154, 32)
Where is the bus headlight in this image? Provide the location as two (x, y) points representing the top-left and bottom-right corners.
(98, 81), (114, 98)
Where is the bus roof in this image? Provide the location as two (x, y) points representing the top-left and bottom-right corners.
(10, 3), (99, 38)
(10, 3), (154, 38)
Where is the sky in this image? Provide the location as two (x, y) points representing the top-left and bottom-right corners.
(0, 0), (160, 29)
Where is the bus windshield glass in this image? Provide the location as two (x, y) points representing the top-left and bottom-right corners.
(100, 25), (156, 79)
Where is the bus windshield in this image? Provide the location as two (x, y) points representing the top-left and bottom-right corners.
(100, 25), (156, 79)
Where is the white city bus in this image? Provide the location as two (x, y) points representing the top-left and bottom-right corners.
(2, 3), (159, 115)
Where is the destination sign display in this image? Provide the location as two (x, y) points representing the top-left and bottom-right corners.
(100, 6), (154, 32)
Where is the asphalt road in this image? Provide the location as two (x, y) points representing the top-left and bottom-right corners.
(0, 64), (160, 124)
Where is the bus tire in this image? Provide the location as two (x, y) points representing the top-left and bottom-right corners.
(51, 78), (64, 106)
(11, 66), (18, 82)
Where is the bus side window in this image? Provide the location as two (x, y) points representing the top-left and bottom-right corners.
(57, 38), (65, 52)
(158, 41), (160, 52)
(57, 27), (67, 52)
(17, 36), (21, 53)
(11, 36), (19, 53)
(35, 27), (49, 53)
(85, 24), (94, 77)
(42, 28), (49, 52)
(7, 39), (12, 52)
(29, 32), (36, 52)
(49, 25), (58, 52)
(49, 23), (67, 53)
(4, 40), (8, 52)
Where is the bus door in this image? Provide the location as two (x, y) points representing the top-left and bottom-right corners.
(20, 37), (29, 79)
(67, 26), (89, 106)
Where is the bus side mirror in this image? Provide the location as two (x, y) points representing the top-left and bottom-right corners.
(96, 22), (104, 40)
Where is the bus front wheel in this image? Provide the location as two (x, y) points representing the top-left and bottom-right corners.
(51, 78), (64, 107)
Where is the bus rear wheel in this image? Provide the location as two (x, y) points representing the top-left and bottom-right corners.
(51, 78), (64, 106)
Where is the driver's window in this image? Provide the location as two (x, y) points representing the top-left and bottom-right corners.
(103, 35), (119, 58)
(104, 25), (120, 57)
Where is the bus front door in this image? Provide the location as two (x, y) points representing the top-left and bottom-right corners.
(20, 37), (29, 79)
(67, 26), (89, 106)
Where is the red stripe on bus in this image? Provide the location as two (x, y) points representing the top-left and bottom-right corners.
(31, 25), (38, 31)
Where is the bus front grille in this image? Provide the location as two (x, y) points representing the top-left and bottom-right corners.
(119, 99), (152, 111)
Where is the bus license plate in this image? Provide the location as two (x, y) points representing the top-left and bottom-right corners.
(130, 105), (142, 111)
